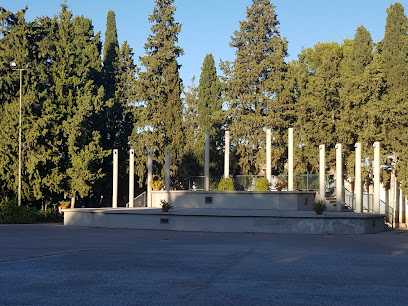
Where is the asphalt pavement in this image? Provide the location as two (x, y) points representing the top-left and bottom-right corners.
(1, 224), (407, 305)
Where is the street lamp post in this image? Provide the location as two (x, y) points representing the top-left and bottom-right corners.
(10, 62), (28, 206)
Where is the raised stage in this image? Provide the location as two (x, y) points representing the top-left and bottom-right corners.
(63, 207), (386, 235)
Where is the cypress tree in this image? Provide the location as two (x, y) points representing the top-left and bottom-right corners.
(102, 10), (119, 100)
(51, 4), (109, 207)
(294, 42), (343, 172)
(377, 3), (408, 208)
(197, 54), (223, 176)
(221, 0), (288, 175)
(131, 0), (185, 186)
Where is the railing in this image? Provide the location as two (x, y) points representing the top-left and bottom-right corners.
(182, 174), (333, 192)
(343, 186), (355, 210)
(126, 191), (146, 207)
(380, 199), (394, 229)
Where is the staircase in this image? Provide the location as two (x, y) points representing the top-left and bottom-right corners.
(325, 192), (354, 212)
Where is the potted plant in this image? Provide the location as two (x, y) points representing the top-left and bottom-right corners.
(217, 177), (235, 191)
(160, 199), (173, 212)
(313, 200), (327, 215)
(59, 200), (70, 209)
(150, 179), (164, 191)
(255, 177), (270, 191)
(275, 179), (287, 191)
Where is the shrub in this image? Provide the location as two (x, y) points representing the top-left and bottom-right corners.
(39, 205), (64, 223)
(255, 177), (270, 191)
(217, 177), (235, 191)
(0, 198), (40, 224)
(313, 200), (327, 212)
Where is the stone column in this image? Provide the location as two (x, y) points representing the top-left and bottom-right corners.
(336, 143), (342, 212)
(112, 149), (118, 208)
(373, 141), (380, 214)
(354, 143), (362, 213)
(395, 181), (400, 227)
(385, 187), (390, 217)
(147, 150), (153, 207)
(266, 129), (271, 183)
(319, 145), (325, 202)
(165, 149), (170, 191)
(288, 128), (294, 191)
(204, 131), (210, 191)
(224, 131), (230, 178)
(129, 149), (134, 208)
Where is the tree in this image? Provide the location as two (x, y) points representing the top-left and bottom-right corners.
(98, 11), (136, 205)
(197, 54), (223, 176)
(50, 4), (109, 207)
(377, 3), (408, 210)
(221, 0), (288, 175)
(294, 42), (343, 172)
(131, 0), (185, 186)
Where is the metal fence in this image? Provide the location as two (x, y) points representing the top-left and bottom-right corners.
(181, 174), (332, 192)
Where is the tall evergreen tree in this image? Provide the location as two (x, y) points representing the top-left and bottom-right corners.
(197, 54), (223, 176)
(377, 3), (408, 210)
(102, 10), (119, 99)
(50, 4), (109, 207)
(293, 42), (343, 172)
(221, 0), (288, 175)
(131, 0), (185, 186)
(339, 27), (374, 181)
(98, 11), (136, 205)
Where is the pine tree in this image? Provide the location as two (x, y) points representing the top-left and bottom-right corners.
(131, 0), (185, 186)
(221, 0), (288, 175)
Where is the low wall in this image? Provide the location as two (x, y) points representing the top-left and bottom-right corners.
(63, 208), (386, 234)
(150, 190), (316, 211)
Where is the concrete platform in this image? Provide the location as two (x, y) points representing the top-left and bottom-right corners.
(63, 208), (386, 234)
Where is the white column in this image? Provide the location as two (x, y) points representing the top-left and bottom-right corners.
(288, 128), (294, 191)
(165, 149), (170, 191)
(354, 143), (362, 213)
(129, 149), (134, 208)
(395, 181), (400, 227)
(147, 150), (153, 207)
(336, 143), (342, 212)
(112, 149), (118, 208)
(373, 141), (380, 214)
(319, 145), (326, 202)
(385, 187), (390, 217)
(224, 131), (230, 178)
(266, 129), (271, 183)
(204, 131), (210, 191)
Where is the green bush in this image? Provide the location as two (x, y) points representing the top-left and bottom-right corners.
(313, 200), (327, 212)
(0, 198), (40, 224)
(255, 177), (270, 191)
(217, 177), (235, 191)
(0, 198), (63, 224)
(39, 206), (64, 223)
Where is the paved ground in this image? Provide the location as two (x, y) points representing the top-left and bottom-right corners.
(0, 224), (407, 305)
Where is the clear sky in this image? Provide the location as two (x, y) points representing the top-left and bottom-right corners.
(3, 0), (405, 86)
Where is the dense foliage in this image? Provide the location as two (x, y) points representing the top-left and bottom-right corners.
(1, 1), (408, 215)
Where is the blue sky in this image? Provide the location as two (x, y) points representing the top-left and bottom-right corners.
(3, 0), (404, 85)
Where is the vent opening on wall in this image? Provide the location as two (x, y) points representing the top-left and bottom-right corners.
(205, 196), (213, 204)
(160, 218), (169, 224)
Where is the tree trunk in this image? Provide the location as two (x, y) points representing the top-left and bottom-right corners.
(390, 151), (398, 226)
(70, 197), (76, 209)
